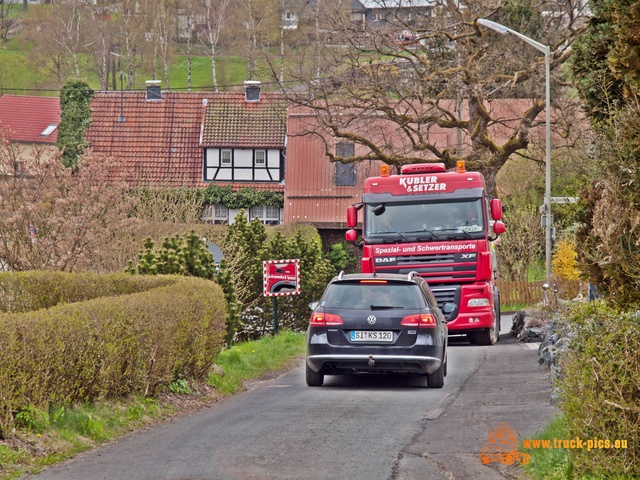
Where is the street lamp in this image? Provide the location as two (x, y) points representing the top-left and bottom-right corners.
(477, 18), (552, 283)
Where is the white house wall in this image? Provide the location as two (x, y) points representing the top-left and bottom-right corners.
(204, 147), (282, 182)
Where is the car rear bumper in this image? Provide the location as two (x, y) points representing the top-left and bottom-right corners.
(306, 353), (443, 374)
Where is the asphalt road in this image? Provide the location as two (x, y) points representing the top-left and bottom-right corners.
(26, 315), (558, 480)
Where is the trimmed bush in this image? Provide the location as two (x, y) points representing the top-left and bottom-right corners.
(0, 271), (175, 313)
(0, 273), (226, 438)
(559, 302), (640, 477)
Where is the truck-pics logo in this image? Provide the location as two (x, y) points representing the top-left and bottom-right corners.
(480, 422), (530, 466)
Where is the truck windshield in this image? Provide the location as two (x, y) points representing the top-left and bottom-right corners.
(364, 199), (485, 242)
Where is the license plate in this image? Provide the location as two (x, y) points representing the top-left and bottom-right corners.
(350, 331), (393, 342)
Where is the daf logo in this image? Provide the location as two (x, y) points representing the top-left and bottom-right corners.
(367, 315), (377, 325)
(376, 257), (396, 263)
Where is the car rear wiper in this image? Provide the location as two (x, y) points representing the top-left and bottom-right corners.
(370, 305), (404, 309)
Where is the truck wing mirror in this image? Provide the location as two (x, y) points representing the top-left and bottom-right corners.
(490, 199), (503, 221)
(346, 205), (358, 228)
(493, 221), (506, 235)
(345, 229), (362, 247)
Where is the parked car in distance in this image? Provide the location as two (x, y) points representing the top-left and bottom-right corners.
(306, 272), (453, 388)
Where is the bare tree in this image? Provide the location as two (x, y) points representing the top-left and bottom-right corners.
(147, 0), (175, 90)
(50, 0), (97, 79)
(183, 0), (197, 92)
(197, 0), (231, 91)
(19, 0), (99, 88)
(276, 1), (589, 196)
(85, 5), (116, 90)
(0, 1), (19, 41)
(239, 0), (280, 80)
(117, 0), (148, 89)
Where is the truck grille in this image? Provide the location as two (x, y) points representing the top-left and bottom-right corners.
(430, 286), (460, 321)
(396, 254), (455, 264)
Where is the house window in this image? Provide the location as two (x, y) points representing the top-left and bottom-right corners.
(221, 149), (232, 165)
(255, 150), (266, 166)
(335, 142), (356, 186)
(250, 205), (281, 225)
(201, 204), (229, 224)
(40, 124), (57, 136)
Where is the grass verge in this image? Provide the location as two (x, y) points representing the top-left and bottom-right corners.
(0, 330), (306, 480)
(502, 304), (532, 313)
(207, 329), (306, 395)
(520, 415), (574, 480)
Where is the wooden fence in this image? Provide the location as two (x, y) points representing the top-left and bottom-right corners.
(497, 278), (583, 307)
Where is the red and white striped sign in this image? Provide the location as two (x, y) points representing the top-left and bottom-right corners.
(263, 259), (300, 297)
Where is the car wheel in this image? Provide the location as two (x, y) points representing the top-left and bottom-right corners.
(443, 356), (448, 377)
(427, 362), (444, 388)
(305, 363), (324, 387)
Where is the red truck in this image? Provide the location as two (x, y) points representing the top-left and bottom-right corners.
(345, 161), (506, 345)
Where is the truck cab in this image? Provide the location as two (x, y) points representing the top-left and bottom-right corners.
(346, 161), (506, 345)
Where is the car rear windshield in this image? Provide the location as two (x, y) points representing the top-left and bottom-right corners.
(320, 281), (427, 309)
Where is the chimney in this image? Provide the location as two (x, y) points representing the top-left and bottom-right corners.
(146, 80), (162, 101)
(244, 80), (261, 102)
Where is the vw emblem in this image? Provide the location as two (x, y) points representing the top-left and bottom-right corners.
(367, 315), (377, 325)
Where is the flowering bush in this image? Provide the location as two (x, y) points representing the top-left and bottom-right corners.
(0, 131), (137, 272)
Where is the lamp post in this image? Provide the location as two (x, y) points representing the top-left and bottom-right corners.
(477, 18), (552, 283)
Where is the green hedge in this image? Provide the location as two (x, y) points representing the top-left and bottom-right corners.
(0, 273), (226, 438)
(559, 302), (640, 477)
(0, 271), (176, 313)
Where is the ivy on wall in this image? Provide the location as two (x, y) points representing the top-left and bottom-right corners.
(201, 185), (284, 209)
(58, 81), (94, 169)
(131, 185), (284, 211)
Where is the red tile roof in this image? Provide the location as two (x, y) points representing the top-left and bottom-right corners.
(85, 91), (284, 192)
(201, 92), (288, 148)
(0, 95), (61, 144)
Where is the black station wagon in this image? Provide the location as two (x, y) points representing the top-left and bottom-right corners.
(305, 272), (452, 387)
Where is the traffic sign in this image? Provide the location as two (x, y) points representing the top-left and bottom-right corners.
(550, 197), (578, 204)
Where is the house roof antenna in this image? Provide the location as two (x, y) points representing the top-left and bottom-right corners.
(118, 72), (125, 123)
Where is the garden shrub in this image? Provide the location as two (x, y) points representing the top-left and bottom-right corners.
(0, 274), (226, 439)
(559, 302), (640, 477)
(0, 271), (174, 313)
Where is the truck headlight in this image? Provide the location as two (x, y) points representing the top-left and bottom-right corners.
(468, 298), (490, 307)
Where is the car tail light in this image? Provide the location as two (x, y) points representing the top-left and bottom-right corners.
(310, 312), (344, 326)
(400, 313), (436, 328)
